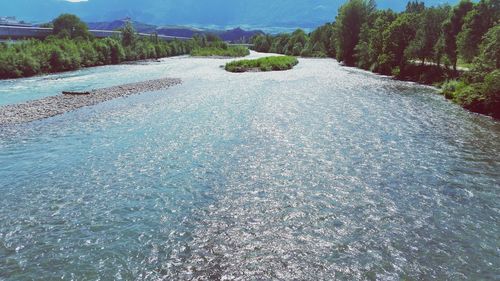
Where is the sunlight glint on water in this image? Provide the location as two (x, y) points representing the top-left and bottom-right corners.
(0, 52), (499, 280)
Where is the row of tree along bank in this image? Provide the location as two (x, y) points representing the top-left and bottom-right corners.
(0, 14), (195, 79)
(190, 34), (250, 57)
(251, 0), (499, 119)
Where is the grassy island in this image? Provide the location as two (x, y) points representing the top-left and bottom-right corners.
(225, 56), (298, 72)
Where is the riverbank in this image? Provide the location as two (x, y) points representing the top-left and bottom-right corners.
(0, 77), (181, 125)
(190, 46), (250, 58)
(333, 59), (500, 120)
(367, 64), (498, 120)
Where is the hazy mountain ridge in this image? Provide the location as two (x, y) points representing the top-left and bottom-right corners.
(2, 0), (460, 29)
(86, 19), (264, 42)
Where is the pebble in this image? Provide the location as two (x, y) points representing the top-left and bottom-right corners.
(0, 77), (182, 125)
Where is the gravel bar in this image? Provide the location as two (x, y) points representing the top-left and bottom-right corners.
(0, 77), (182, 125)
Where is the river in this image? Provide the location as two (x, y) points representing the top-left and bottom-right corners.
(0, 52), (499, 280)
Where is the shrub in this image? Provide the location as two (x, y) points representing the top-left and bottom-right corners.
(225, 56), (299, 73)
(483, 70), (500, 104)
(441, 80), (467, 99)
(191, 45), (249, 57)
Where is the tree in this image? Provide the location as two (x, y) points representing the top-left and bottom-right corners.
(406, 1), (426, 13)
(457, 0), (499, 62)
(287, 29), (308, 55)
(354, 23), (372, 69)
(251, 34), (272, 52)
(474, 25), (500, 71)
(442, 0), (474, 71)
(121, 21), (137, 47)
(434, 36), (447, 67)
(407, 6), (449, 64)
(206, 33), (222, 42)
(52, 14), (91, 39)
(308, 23), (336, 57)
(334, 0), (374, 66)
(353, 9), (397, 71)
(383, 13), (418, 71)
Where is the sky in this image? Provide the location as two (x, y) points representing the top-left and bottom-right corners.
(1, 0), (459, 29)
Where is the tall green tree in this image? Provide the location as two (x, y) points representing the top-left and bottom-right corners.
(354, 9), (396, 71)
(52, 14), (91, 39)
(307, 23), (336, 57)
(406, 1), (426, 13)
(442, 0), (474, 71)
(121, 21), (137, 47)
(474, 24), (500, 71)
(407, 6), (449, 64)
(287, 29), (309, 56)
(383, 13), (419, 71)
(251, 34), (272, 52)
(457, 0), (499, 62)
(334, 0), (375, 66)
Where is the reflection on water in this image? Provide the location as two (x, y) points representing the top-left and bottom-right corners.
(0, 52), (499, 280)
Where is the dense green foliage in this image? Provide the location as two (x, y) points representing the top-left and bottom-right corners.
(190, 46), (249, 57)
(253, 0), (500, 118)
(52, 14), (91, 39)
(190, 34), (250, 57)
(225, 56), (298, 72)
(443, 1), (474, 71)
(334, 0), (376, 65)
(0, 15), (195, 79)
(456, 0), (498, 63)
(252, 26), (335, 58)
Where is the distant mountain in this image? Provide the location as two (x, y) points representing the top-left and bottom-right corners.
(87, 19), (158, 34)
(217, 27), (263, 43)
(86, 19), (263, 42)
(1, 0), (460, 31)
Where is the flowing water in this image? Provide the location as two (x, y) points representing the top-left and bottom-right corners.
(0, 52), (499, 280)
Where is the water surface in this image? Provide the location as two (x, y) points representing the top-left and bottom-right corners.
(1, 52), (499, 280)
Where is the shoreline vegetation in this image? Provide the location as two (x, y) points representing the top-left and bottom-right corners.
(0, 77), (181, 125)
(190, 46), (250, 58)
(250, 0), (499, 119)
(190, 45), (250, 58)
(225, 56), (298, 72)
(189, 33), (249, 58)
(0, 14), (196, 80)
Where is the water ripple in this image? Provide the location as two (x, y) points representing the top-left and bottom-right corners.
(0, 53), (499, 280)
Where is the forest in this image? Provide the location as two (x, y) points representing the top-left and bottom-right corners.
(0, 14), (195, 79)
(251, 0), (499, 118)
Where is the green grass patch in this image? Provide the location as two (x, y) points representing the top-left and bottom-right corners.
(190, 46), (250, 57)
(225, 56), (299, 73)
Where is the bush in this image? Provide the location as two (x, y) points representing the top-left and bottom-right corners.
(191, 45), (250, 57)
(441, 80), (467, 99)
(391, 67), (400, 77)
(453, 83), (484, 106)
(225, 56), (299, 72)
(483, 70), (500, 104)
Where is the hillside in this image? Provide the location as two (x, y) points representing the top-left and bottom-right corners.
(87, 19), (263, 42)
(2, 0), (460, 29)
